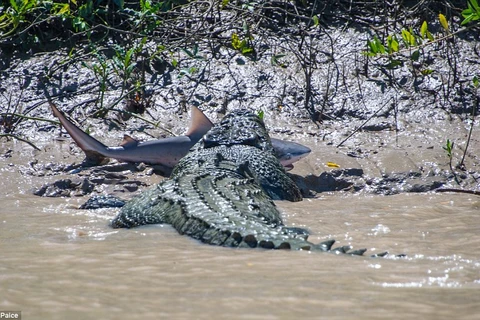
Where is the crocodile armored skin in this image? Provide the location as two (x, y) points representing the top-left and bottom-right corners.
(111, 110), (366, 254)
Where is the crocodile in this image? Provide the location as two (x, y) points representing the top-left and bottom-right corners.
(111, 109), (369, 254)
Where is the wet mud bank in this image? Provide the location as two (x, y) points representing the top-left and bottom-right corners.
(1, 2), (479, 200)
(3, 107), (479, 204)
(9, 102), (477, 201)
(1, 69), (479, 201)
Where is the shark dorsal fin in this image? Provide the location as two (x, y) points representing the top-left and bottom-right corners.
(185, 106), (214, 139)
(120, 135), (139, 148)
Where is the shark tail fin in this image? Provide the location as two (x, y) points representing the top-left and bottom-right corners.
(49, 101), (109, 165)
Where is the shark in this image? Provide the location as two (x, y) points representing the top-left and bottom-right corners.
(49, 102), (311, 172)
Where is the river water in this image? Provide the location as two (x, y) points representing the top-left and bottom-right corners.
(1, 142), (479, 320)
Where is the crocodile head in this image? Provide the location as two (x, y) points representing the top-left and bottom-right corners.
(202, 109), (273, 153)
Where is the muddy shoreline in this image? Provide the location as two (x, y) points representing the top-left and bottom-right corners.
(1, 5), (479, 200)
(1, 105), (478, 203)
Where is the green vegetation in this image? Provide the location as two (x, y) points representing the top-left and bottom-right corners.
(443, 139), (454, 167)
(231, 33), (254, 55)
(461, 0), (480, 24)
(0, 0), (175, 41)
(363, 13), (471, 79)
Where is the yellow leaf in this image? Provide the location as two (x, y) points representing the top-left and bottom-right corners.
(439, 13), (449, 32)
(326, 162), (340, 168)
(231, 33), (241, 50)
(420, 21), (428, 38)
(57, 3), (70, 15)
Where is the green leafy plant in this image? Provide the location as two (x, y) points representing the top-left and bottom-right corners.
(365, 21), (435, 58)
(443, 139), (454, 159)
(366, 36), (385, 56)
(112, 47), (136, 83)
(473, 75), (480, 88)
(231, 33), (254, 55)
(111, 38), (147, 97)
(363, 19), (442, 78)
(386, 35), (399, 54)
(0, 0), (172, 45)
(169, 46), (200, 78)
(127, 0), (163, 33)
(401, 28), (417, 47)
(420, 21), (434, 41)
(221, 0), (230, 9)
(462, 0), (480, 24)
(443, 139), (454, 170)
(82, 52), (110, 115)
(0, 0), (38, 37)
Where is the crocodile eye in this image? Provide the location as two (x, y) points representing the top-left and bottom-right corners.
(242, 135), (258, 146)
(203, 133), (218, 148)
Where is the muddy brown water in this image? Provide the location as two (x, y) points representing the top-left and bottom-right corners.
(1, 141), (479, 320)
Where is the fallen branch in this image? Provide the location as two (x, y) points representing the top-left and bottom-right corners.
(435, 188), (480, 196)
(0, 133), (41, 150)
(0, 113), (60, 125)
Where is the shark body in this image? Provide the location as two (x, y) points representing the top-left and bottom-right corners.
(49, 102), (311, 171)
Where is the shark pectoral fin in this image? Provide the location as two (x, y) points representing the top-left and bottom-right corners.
(120, 135), (139, 148)
(185, 106), (214, 139)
